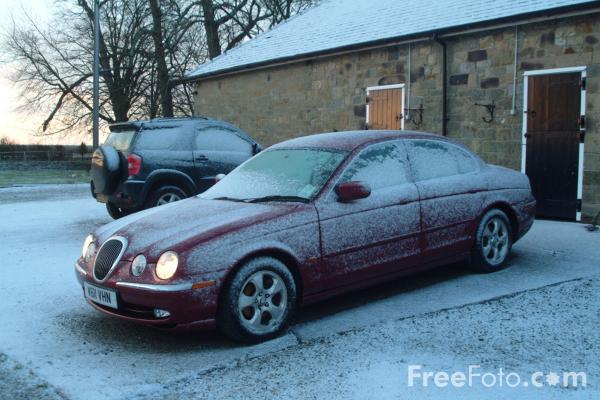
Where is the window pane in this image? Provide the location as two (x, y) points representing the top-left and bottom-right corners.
(407, 140), (469, 181)
(201, 149), (347, 200)
(341, 141), (410, 190)
(196, 127), (251, 152)
(104, 130), (136, 152)
(134, 127), (190, 151)
(453, 147), (478, 174)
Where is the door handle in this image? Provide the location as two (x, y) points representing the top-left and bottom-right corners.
(195, 155), (208, 162)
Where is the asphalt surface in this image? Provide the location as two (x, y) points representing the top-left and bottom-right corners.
(0, 184), (598, 399)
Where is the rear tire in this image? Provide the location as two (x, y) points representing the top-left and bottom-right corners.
(218, 257), (297, 343)
(145, 185), (187, 209)
(470, 209), (513, 273)
(106, 202), (133, 219)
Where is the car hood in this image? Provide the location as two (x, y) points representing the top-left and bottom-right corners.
(94, 197), (303, 260)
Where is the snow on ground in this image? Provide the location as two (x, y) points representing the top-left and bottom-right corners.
(158, 277), (600, 400)
(0, 184), (599, 399)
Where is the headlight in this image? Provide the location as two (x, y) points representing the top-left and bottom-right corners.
(82, 235), (96, 262)
(131, 254), (147, 276)
(156, 251), (178, 280)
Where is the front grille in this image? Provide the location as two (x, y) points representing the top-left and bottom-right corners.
(93, 237), (126, 281)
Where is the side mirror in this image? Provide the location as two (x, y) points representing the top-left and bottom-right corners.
(335, 181), (371, 202)
(215, 173), (226, 183)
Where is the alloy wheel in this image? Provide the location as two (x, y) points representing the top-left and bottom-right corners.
(156, 193), (182, 206)
(481, 217), (510, 266)
(238, 270), (288, 334)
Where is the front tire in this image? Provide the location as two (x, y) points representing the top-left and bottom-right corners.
(471, 209), (513, 273)
(218, 257), (297, 343)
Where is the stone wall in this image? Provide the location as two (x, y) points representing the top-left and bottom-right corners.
(194, 13), (600, 219)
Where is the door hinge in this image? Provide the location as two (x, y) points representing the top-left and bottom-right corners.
(366, 96), (371, 104)
(579, 115), (586, 130)
(365, 123), (369, 130)
(580, 77), (586, 90)
(576, 199), (582, 212)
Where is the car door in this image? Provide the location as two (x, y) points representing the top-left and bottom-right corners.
(133, 126), (195, 178)
(405, 139), (486, 264)
(193, 125), (254, 191)
(316, 140), (421, 290)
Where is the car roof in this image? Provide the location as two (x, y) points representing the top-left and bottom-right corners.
(109, 117), (239, 133)
(269, 130), (456, 152)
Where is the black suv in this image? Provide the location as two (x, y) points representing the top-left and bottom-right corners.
(90, 117), (261, 219)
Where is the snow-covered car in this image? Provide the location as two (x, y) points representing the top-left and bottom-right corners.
(75, 130), (536, 343)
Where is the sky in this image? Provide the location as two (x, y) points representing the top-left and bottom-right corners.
(0, 0), (90, 145)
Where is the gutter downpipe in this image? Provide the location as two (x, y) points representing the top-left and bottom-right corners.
(433, 34), (448, 136)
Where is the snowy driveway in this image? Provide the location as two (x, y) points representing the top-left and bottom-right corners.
(0, 185), (599, 399)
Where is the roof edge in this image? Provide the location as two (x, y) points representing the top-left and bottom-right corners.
(184, 1), (600, 82)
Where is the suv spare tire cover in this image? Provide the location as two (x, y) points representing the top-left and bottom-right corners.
(90, 145), (124, 195)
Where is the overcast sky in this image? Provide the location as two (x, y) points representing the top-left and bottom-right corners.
(0, 0), (85, 144)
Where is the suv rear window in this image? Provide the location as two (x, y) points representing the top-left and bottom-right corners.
(104, 130), (137, 152)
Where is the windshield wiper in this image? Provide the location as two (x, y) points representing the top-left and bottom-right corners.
(244, 195), (310, 203)
(213, 196), (246, 202)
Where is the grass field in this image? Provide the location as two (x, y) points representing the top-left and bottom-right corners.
(0, 169), (89, 187)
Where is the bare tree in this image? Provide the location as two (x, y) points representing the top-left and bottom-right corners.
(200, 0), (315, 60)
(2, 0), (316, 136)
(3, 0), (154, 133)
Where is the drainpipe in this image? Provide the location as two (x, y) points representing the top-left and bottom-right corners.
(406, 43), (411, 122)
(510, 25), (519, 115)
(433, 34), (448, 136)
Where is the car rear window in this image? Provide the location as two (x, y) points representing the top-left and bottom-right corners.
(104, 130), (137, 152)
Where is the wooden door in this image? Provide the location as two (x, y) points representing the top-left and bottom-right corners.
(525, 72), (582, 220)
(367, 87), (403, 130)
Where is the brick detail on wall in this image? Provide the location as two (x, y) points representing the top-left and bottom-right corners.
(480, 77), (500, 89)
(450, 74), (469, 85)
(467, 49), (488, 62)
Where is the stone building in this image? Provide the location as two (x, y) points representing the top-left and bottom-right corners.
(186, 0), (600, 221)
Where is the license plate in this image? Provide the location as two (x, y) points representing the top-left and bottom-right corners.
(84, 282), (118, 309)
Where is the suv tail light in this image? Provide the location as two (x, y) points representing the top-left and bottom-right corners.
(127, 154), (142, 177)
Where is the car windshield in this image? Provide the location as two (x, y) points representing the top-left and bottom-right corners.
(200, 148), (348, 202)
(104, 129), (137, 152)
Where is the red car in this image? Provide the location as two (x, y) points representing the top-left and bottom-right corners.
(75, 130), (535, 342)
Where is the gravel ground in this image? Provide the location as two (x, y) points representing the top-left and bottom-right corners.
(149, 276), (600, 400)
(3, 275), (597, 400)
(0, 353), (65, 400)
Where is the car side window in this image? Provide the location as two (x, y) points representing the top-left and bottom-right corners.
(406, 139), (478, 181)
(340, 141), (411, 190)
(134, 127), (192, 151)
(453, 146), (479, 174)
(195, 126), (252, 152)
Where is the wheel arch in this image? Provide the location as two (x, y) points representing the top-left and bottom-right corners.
(481, 202), (519, 242)
(144, 170), (198, 199)
(218, 247), (305, 309)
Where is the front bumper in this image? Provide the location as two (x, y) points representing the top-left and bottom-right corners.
(75, 260), (217, 331)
